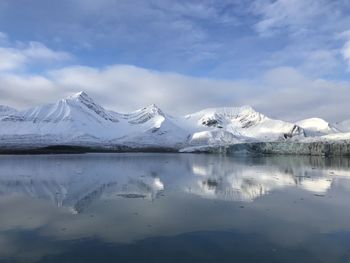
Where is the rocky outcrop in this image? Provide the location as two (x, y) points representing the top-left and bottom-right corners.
(225, 141), (350, 156)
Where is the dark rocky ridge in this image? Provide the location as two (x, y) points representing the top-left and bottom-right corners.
(199, 141), (350, 156)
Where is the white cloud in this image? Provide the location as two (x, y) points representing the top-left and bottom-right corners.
(301, 49), (340, 76)
(250, 67), (350, 121)
(0, 32), (8, 44)
(0, 73), (58, 106)
(250, 0), (350, 77)
(23, 42), (71, 61)
(252, 0), (329, 35)
(47, 65), (249, 114)
(0, 37), (71, 71)
(0, 47), (27, 71)
(341, 40), (350, 69)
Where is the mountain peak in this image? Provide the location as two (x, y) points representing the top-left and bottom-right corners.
(124, 104), (165, 124)
(66, 91), (99, 109)
(148, 103), (158, 108)
(296, 117), (338, 136)
(129, 103), (164, 116)
(63, 91), (119, 122)
(67, 91), (90, 101)
(143, 103), (163, 113)
(186, 105), (263, 121)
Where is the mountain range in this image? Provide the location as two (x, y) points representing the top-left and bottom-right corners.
(0, 91), (349, 155)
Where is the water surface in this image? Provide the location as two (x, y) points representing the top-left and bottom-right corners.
(0, 153), (350, 262)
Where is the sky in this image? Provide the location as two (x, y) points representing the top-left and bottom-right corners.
(0, 0), (350, 122)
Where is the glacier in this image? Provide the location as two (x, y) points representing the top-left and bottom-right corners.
(0, 91), (349, 155)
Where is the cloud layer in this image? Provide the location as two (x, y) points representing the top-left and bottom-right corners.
(0, 33), (71, 71)
(0, 61), (349, 122)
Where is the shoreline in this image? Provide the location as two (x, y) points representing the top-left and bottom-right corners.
(1, 141), (350, 156)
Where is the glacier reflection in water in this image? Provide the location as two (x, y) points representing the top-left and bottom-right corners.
(0, 153), (350, 262)
(0, 153), (348, 210)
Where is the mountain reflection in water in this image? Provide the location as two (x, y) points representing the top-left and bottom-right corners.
(0, 153), (350, 263)
(0, 154), (348, 212)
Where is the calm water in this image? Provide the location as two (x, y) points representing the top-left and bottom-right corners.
(0, 153), (350, 263)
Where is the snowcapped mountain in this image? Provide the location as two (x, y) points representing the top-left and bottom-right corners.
(121, 103), (164, 125)
(0, 91), (349, 153)
(115, 104), (189, 147)
(0, 92), (125, 145)
(0, 92), (189, 148)
(296, 118), (339, 136)
(180, 106), (304, 146)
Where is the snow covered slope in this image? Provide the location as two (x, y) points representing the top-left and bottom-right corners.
(0, 91), (349, 152)
(296, 118), (339, 136)
(335, 119), (350, 132)
(0, 92), (188, 148)
(113, 104), (189, 147)
(180, 106), (305, 146)
(0, 92), (122, 142)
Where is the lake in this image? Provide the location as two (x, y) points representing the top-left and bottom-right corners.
(0, 153), (350, 263)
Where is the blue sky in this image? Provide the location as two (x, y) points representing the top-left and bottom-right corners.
(0, 0), (350, 121)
